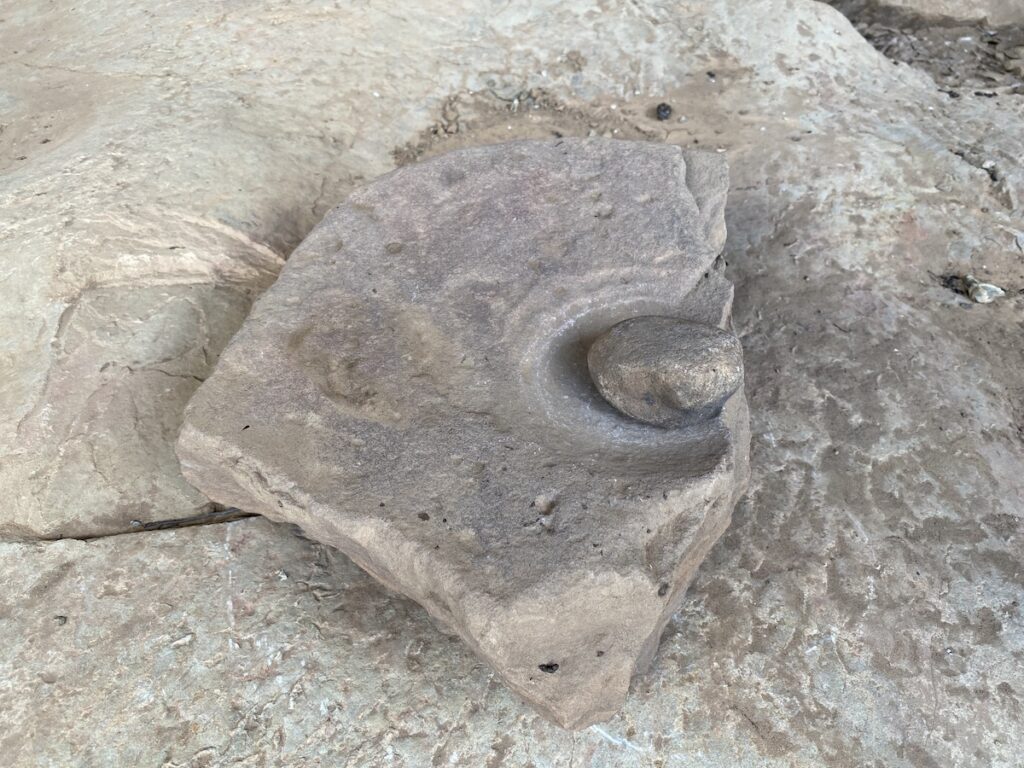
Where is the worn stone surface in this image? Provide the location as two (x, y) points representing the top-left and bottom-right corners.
(589, 318), (744, 427)
(176, 139), (750, 729)
(3, 0), (1024, 763)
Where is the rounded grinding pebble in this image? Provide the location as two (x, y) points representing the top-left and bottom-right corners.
(588, 317), (743, 427)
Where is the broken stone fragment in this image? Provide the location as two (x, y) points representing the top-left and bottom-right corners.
(588, 317), (743, 427)
(176, 138), (749, 729)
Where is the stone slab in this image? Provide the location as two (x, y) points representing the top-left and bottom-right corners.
(176, 139), (749, 728)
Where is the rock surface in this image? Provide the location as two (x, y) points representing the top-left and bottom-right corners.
(2, 510), (1022, 767)
(176, 139), (750, 729)
(2, 0), (1024, 763)
(2, 0), (1021, 541)
(589, 317), (744, 427)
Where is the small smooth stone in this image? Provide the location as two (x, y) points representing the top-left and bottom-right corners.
(965, 275), (1005, 304)
(588, 317), (743, 427)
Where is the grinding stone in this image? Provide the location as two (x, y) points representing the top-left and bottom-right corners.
(176, 138), (750, 728)
(588, 316), (744, 428)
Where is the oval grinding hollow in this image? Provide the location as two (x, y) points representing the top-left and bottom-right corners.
(176, 138), (750, 729)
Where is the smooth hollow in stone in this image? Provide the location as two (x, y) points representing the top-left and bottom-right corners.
(176, 138), (750, 729)
(588, 317), (744, 427)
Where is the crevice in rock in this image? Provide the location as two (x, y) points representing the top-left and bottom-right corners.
(45, 504), (256, 542)
(948, 145), (1018, 209)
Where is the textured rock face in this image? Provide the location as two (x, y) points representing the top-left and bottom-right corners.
(177, 139), (749, 728)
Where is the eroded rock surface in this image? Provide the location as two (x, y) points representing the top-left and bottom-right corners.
(177, 139), (749, 728)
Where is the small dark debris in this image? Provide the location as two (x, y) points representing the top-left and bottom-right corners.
(54, 615), (67, 625)
(379, 502), (386, 507)
(657, 583), (669, 597)
(933, 272), (970, 297)
(707, 71), (716, 80)
(417, 512), (430, 521)
(124, 506), (252, 533)
(539, 662), (560, 673)
(596, 650), (604, 657)
(41, 138), (51, 144)
(655, 102), (672, 121)
(241, 425), (250, 430)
